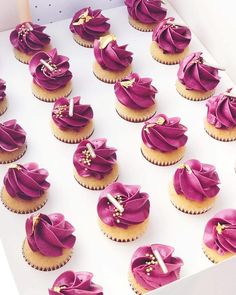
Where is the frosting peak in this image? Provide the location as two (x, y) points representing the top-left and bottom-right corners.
(26, 213), (76, 257)
(48, 271), (103, 295)
(152, 17), (191, 53)
(0, 79), (6, 101)
(173, 159), (220, 201)
(141, 114), (188, 152)
(114, 73), (157, 109)
(29, 48), (72, 91)
(10, 22), (50, 54)
(177, 52), (220, 91)
(70, 7), (110, 42)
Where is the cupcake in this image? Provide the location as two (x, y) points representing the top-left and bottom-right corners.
(129, 244), (183, 294)
(0, 119), (27, 164)
(93, 34), (133, 83)
(203, 209), (236, 263)
(205, 89), (236, 141)
(150, 17), (191, 65)
(114, 73), (157, 122)
(97, 182), (150, 242)
(1, 163), (50, 214)
(170, 159), (220, 214)
(10, 22), (51, 64)
(73, 138), (118, 190)
(125, 0), (167, 32)
(141, 114), (188, 166)
(0, 79), (7, 115)
(22, 212), (76, 271)
(29, 48), (73, 102)
(176, 52), (222, 101)
(70, 7), (110, 48)
(51, 96), (94, 143)
(48, 271), (103, 294)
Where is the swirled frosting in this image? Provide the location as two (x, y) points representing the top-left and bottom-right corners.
(73, 138), (117, 180)
(94, 36), (133, 71)
(131, 244), (183, 290)
(152, 17), (191, 53)
(97, 182), (150, 229)
(26, 213), (76, 257)
(0, 119), (26, 152)
(173, 159), (220, 201)
(10, 22), (50, 54)
(206, 89), (236, 129)
(48, 271), (103, 295)
(52, 97), (93, 131)
(70, 7), (110, 42)
(3, 162), (50, 200)
(177, 52), (220, 91)
(29, 48), (72, 91)
(125, 0), (167, 24)
(203, 209), (236, 255)
(114, 73), (157, 109)
(141, 114), (188, 152)
(0, 79), (6, 101)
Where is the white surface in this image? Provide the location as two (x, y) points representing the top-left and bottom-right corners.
(0, 4), (236, 295)
(0, 0), (19, 31)
(168, 0), (236, 84)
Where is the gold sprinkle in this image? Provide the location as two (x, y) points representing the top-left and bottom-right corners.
(53, 286), (66, 293)
(216, 223), (226, 235)
(120, 78), (135, 88)
(156, 116), (165, 125)
(32, 214), (41, 232)
(99, 34), (116, 49)
(73, 9), (92, 25)
(9, 163), (21, 170)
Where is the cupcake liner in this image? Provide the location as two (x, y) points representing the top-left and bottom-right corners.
(53, 129), (94, 144)
(202, 244), (217, 264)
(116, 109), (156, 122)
(0, 144), (27, 164)
(99, 228), (141, 242)
(0, 97), (8, 116)
(204, 120), (236, 142)
(32, 81), (72, 102)
(204, 128), (236, 142)
(13, 45), (52, 65)
(72, 34), (94, 48)
(22, 239), (73, 271)
(170, 200), (212, 215)
(141, 148), (183, 166)
(202, 243), (234, 264)
(128, 271), (146, 295)
(176, 80), (215, 101)
(128, 16), (156, 32)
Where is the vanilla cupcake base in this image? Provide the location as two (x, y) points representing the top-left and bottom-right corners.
(32, 81), (72, 102)
(202, 243), (235, 264)
(169, 183), (216, 214)
(141, 143), (185, 166)
(176, 80), (215, 101)
(0, 144), (27, 164)
(51, 120), (94, 143)
(150, 41), (189, 65)
(74, 163), (119, 190)
(93, 62), (132, 84)
(0, 96), (7, 115)
(128, 271), (149, 294)
(22, 239), (73, 271)
(98, 218), (149, 242)
(204, 119), (236, 142)
(128, 16), (156, 32)
(72, 34), (94, 48)
(1, 186), (48, 214)
(116, 101), (156, 122)
(13, 44), (52, 64)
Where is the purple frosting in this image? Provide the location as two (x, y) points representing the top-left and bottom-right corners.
(0, 79), (6, 101)
(203, 209), (236, 255)
(206, 89), (236, 129)
(0, 119), (26, 152)
(29, 48), (72, 91)
(52, 97), (93, 131)
(10, 22), (50, 54)
(131, 244), (183, 291)
(177, 52), (220, 91)
(3, 162), (50, 200)
(48, 271), (103, 295)
(73, 138), (117, 180)
(173, 159), (220, 201)
(152, 17), (191, 53)
(141, 114), (188, 152)
(94, 36), (133, 71)
(70, 7), (110, 42)
(114, 73), (157, 110)
(125, 0), (167, 24)
(97, 182), (150, 229)
(26, 213), (76, 257)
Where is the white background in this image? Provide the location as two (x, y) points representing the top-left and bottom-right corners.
(0, 2), (236, 295)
